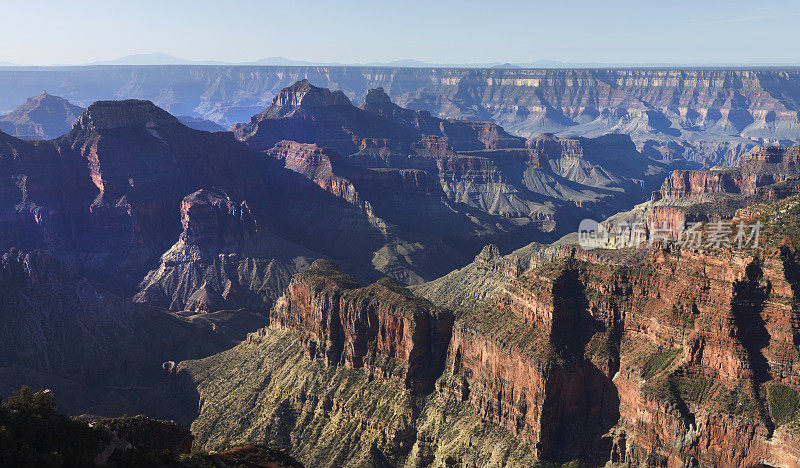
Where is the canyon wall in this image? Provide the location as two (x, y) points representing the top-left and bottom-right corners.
(3, 66), (800, 164)
(182, 192), (800, 466)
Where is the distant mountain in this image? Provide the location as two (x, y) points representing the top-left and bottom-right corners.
(361, 59), (433, 67)
(249, 57), (320, 66)
(0, 91), (84, 139)
(10, 53), (800, 68)
(88, 53), (228, 66)
(80, 54), (627, 69)
(491, 62), (521, 69)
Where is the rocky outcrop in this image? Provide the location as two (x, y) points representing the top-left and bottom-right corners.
(270, 260), (453, 392)
(410, 242), (539, 310)
(232, 80), (414, 156)
(360, 87), (525, 151)
(655, 145), (800, 201)
(0, 99), (268, 293)
(0, 91), (84, 139)
(135, 189), (316, 313)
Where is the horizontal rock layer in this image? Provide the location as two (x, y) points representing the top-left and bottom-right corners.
(4, 66), (800, 164)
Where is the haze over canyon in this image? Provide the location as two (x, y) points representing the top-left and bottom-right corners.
(1, 61), (800, 468)
(2, 66), (800, 167)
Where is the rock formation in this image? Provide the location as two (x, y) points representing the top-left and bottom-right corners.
(0, 99), (267, 293)
(135, 189), (316, 313)
(3, 66), (800, 164)
(232, 79), (415, 156)
(0, 91), (84, 139)
(237, 81), (690, 270)
(270, 259), (453, 392)
(181, 146), (800, 467)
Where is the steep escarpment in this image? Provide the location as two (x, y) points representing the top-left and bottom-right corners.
(236, 81), (688, 269)
(182, 163), (800, 466)
(181, 262), (542, 466)
(436, 236), (800, 466)
(391, 68), (800, 166)
(270, 259), (453, 391)
(5, 66), (799, 164)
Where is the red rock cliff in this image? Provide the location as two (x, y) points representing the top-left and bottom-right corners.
(270, 259), (453, 392)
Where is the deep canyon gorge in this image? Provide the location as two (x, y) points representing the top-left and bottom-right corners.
(0, 66), (800, 467)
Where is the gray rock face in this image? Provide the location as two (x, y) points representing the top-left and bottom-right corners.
(2, 67), (800, 164)
(0, 91), (84, 139)
(135, 189), (316, 313)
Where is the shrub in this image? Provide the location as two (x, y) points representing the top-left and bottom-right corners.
(768, 384), (800, 426)
(0, 386), (105, 467)
(641, 348), (681, 380)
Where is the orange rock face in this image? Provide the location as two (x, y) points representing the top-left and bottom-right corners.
(655, 144), (800, 201)
(458, 245), (800, 466)
(270, 260), (453, 392)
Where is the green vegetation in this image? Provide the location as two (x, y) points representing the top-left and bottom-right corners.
(459, 304), (557, 365)
(584, 332), (611, 360)
(352, 275), (441, 316)
(748, 195), (800, 249)
(182, 328), (541, 467)
(717, 386), (760, 417)
(0, 386), (302, 467)
(641, 348), (681, 380)
(673, 376), (717, 404)
(677, 195), (752, 219)
(0, 386), (106, 467)
(644, 374), (717, 408)
(768, 384), (800, 426)
(303, 259), (360, 289)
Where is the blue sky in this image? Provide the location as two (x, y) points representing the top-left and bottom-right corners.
(2, 0), (799, 65)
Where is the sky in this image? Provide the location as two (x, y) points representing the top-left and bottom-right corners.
(2, 0), (799, 66)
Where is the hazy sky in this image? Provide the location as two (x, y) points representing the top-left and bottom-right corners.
(2, 0), (799, 65)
